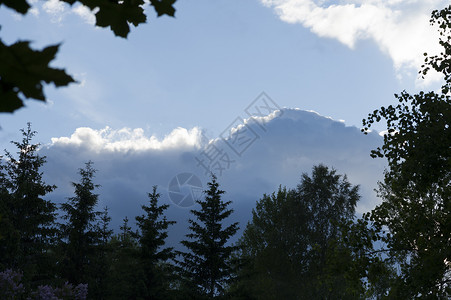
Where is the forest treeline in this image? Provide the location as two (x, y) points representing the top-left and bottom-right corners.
(0, 121), (448, 299)
(1, 5), (450, 300)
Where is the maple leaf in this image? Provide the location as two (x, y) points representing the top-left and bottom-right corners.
(0, 0), (30, 14)
(0, 40), (75, 112)
(150, 0), (176, 17)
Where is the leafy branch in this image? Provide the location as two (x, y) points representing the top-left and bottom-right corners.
(0, 0), (177, 113)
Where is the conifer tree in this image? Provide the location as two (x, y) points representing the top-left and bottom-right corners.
(0, 157), (16, 270)
(134, 186), (176, 299)
(179, 175), (239, 298)
(59, 161), (101, 288)
(0, 123), (57, 284)
(105, 216), (144, 299)
(98, 206), (113, 246)
(120, 216), (133, 244)
(91, 206), (113, 298)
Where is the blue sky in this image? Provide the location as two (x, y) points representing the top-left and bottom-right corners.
(1, 0), (445, 144)
(0, 0), (448, 233)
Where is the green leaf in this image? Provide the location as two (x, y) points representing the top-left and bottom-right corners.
(94, 0), (147, 38)
(150, 0), (176, 17)
(0, 39), (75, 113)
(0, 0), (30, 14)
(0, 82), (24, 112)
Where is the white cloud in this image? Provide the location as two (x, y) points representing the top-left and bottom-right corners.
(244, 109), (283, 125)
(29, 7), (40, 16)
(72, 4), (96, 25)
(261, 0), (447, 82)
(28, 0), (40, 16)
(50, 126), (203, 152)
(41, 0), (95, 25)
(43, 0), (67, 23)
(378, 129), (399, 136)
(378, 129), (389, 136)
(12, 13), (23, 21)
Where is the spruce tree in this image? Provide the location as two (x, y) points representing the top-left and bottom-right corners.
(59, 161), (101, 288)
(105, 216), (143, 299)
(0, 157), (14, 269)
(0, 156), (18, 271)
(91, 206), (113, 298)
(98, 206), (113, 246)
(179, 175), (239, 298)
(134, 186), (176, 299)
(0, 123), (57, 284)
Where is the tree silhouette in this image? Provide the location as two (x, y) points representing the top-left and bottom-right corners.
(178, 175), (239, 298)
(361, 5), (451, 298)
(0, 123), (57, 285)
(134, 186), (176, 299)
(59, 161), (101, 289)
(237, 165), (360, 299)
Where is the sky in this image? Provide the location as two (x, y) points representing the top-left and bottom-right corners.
(0, 0), (448, 237)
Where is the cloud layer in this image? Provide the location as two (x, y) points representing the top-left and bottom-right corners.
(261, 0), (446, 80)
(50, 126), (203, 152)
(41, 108), (385, 247)
(40, 0), (96, 24)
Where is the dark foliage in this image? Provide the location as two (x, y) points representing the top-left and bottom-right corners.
(59, 161), (106, 297)
(134, 186), (177, 299)
(236, 165), (360, 299)
(360, 5), (451, 298)
(0, 123), (57, 286)
(178, 175), (239, 299)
